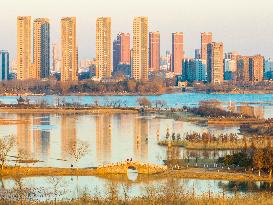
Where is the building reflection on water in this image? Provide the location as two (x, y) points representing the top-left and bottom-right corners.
(16, 114), (51, 160)
(17, 114), (32, 156)
(33, 114), (50, 160)
(134, 117), (148, 161)
(96, 114), (112, 165)
(61, 114), (76, 160)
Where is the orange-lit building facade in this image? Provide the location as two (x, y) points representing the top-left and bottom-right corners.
(207, 42), (224, 83)
(249, 54), (264, 82)
(149, 31), (160, 71)
(201, 32), (212, 63)
(171, 32), (184, 75)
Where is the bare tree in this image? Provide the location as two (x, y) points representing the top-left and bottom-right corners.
(0, 135), (16, 170)
(66, 140), (90, 168)
(47, 176), (67, 205)
(16, 148), (32, 167)
(137, 97), (151, 108)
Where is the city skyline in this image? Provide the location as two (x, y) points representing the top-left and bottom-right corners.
(1, 0), (272, 61)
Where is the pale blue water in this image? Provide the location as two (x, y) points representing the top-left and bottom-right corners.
(1, 176), (272, 201)
(0, 93), (273, 107)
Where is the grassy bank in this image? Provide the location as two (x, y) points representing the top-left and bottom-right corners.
(0, 188), (272, 205)
(1, 166), (273, 183)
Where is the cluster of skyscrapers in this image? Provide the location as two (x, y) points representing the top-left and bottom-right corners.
(0, 16), (272, 83)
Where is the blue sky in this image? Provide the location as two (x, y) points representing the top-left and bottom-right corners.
(1, 0), (273, 60)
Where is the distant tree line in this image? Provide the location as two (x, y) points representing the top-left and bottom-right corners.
(186, 105), (249, 118)
(192, 81), (273, 93)
(0, 77), (174, 95)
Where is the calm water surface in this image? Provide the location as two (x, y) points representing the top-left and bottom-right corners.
(0, 93), (272, 198)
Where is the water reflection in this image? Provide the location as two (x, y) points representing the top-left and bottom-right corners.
(61, 115), (76, 160)
(17, 114), (32, 156)
(96, 114), (112, 165)
(33, 114), (50, 161)
(134, 117), (148, 162)
(0, 176), (272, 201)
(0, 112), (246, 167)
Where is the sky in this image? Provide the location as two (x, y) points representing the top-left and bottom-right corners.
(1, 0), (273, 61)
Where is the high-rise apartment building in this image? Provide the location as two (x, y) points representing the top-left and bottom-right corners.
(132, 16), (148, 80)
(17, 16), (31, 80)
(33, 18), (50, 79)
(224, 59), (236, 80)
(201, 32), (212, 62)
(182, 58), (206, 82)
(96, 17), (112, 79)
(264, 58), (273, 80)
(237, 56), (250, 82)
(61, 17), (78, 81)
(149, 31), (160, 71)
(249, 54), (264, 82)
(207, 42), (224, 83)
(0, 50), (9, 81)
(171, 32), (184, 75)
(113, 32), (130, 73)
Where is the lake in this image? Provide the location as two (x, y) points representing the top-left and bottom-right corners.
(0, 93), (272, 199)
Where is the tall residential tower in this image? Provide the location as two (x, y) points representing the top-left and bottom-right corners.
(201, 32), (212, 62)
(149, 31), (160, 71)
(17, 16), (31, 80)
(33, 18), (50, 79)
(0, 50), (9, 81)
(207, 42), (224, 83)
(113, 32), (130, 72)
(171, 32), (184, 75)
(132, 16), (148, 80)
(61, 17), (78, 81)
(96, 17), (112, 79)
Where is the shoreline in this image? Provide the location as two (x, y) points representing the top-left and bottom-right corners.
(2, 89), (273, 97)
(0, 107), (139, 114)
(1, 166), (272, 183)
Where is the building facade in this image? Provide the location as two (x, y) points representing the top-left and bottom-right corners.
(17, 16), (31, 80)
(113, 32), (130, 74)
(207, 42), (224, 84)
(149, 31), (160, 72)
(171, 32), (184, 75)
(224, 59), (236, 80)
(249, 54), (264, 82)
(61, 17), (78, 81)
(132, 16), (148, 80)
(33, 18), (50, 79)
(182, 58), (206, 82)
(264, 58), (273, 80)
(237, 56), (250, 82)
(0, 50), (9, 81)
(96, 17), (112, 79)
(201, 32), (212, 63)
